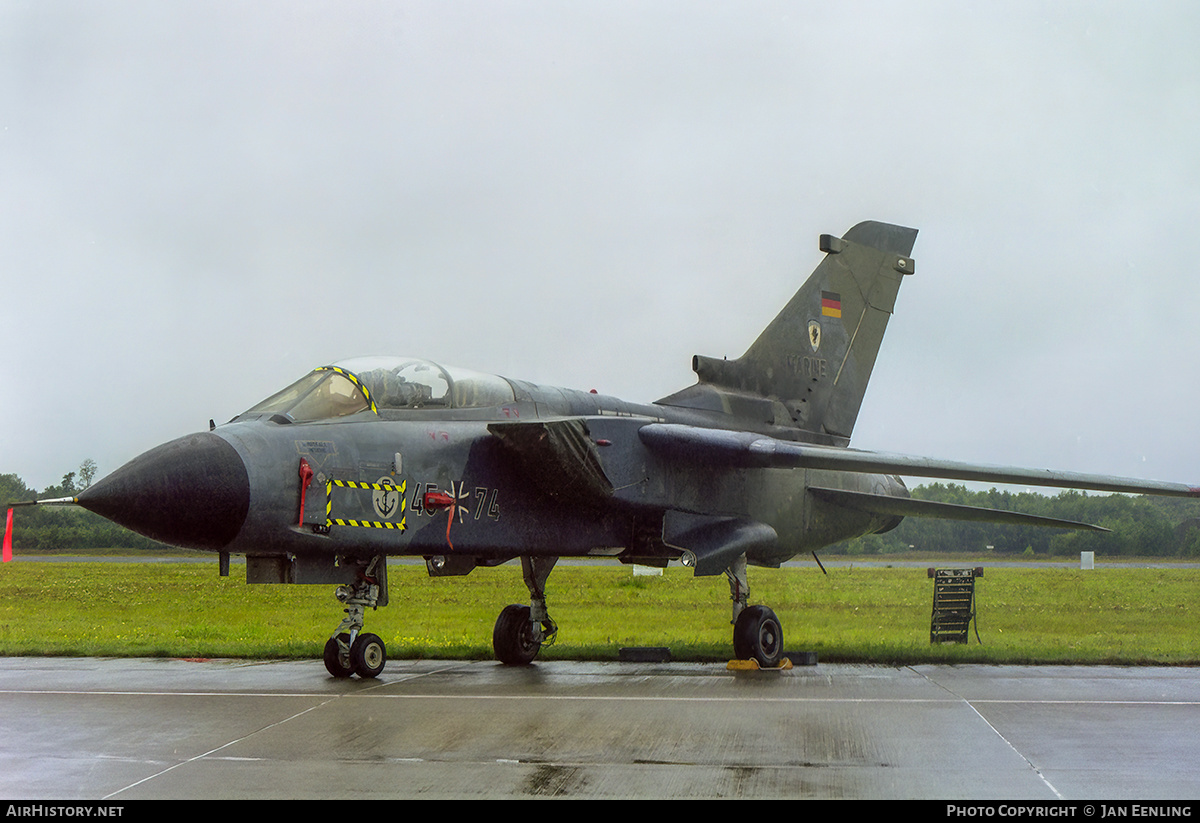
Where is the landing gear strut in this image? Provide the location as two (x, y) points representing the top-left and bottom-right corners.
(725, 554), (784, 668)
(493, 556), (559, 665)
(323, 557), (388, 679)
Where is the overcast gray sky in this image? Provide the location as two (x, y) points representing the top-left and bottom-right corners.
(3, 1), (1199, 493)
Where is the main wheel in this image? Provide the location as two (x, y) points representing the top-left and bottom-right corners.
(323, 633), (354, 678)
(493, 604), (541, 666)
(351, 632), (387, 678)
(733, 605), (784, 668)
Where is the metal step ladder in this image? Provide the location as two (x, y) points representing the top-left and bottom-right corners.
(928, 567), (982, 643)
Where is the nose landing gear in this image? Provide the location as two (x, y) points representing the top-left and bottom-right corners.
(323, 558), (387, 679)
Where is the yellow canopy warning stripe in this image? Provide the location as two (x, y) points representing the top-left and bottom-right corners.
(316, 366), (379, 415)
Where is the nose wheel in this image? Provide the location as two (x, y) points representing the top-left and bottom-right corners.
(323, 633), (354, 678)
(351, 632), (386, 677)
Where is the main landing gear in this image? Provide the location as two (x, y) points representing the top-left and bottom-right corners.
(726, 554), (784, 668)
(492, 556), (559, 665)
(486, 553), (784, 669)
(323, 557), (388, 679)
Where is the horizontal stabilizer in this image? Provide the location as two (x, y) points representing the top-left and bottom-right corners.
(808, 487), (1108, 532)
(639, 423), (1200, 499)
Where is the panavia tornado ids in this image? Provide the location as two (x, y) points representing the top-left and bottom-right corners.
(13, 221), (1200, 677)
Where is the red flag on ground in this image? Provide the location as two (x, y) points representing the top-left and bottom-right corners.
(3, 508), (12, 562)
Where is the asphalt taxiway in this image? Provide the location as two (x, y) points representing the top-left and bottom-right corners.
(0, 657), (1197, 800)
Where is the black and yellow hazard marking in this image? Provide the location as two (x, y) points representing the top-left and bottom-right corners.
(329, 479), (404, 493)
(317, 366), (379, 415)
(324, 478), (407, 532)
(328, 517), (407, 530)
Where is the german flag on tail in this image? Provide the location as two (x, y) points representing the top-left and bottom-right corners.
(821, 291), (842, 318)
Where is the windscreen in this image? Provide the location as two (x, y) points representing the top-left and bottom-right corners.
(244, 370), (370, 422)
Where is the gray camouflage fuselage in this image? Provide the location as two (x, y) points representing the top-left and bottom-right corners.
(87, 376), (905, 580)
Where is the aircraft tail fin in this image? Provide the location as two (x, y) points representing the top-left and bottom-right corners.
(657, 221), (917, 442)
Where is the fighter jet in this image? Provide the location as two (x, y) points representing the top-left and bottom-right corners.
(14, 221), (1199, 677)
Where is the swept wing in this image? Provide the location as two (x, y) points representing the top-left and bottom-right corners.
(638, 423), (1200, 499)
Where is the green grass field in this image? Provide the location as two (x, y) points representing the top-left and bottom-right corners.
(1, 560), (1197, 664)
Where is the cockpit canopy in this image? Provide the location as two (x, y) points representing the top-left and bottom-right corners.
(243, 357), (516, 422)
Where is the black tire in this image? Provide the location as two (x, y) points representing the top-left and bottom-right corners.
(351, 632), (386, 679)
(323, 633), (354, 678)
(733, 605), (784, 668)
(493, 604), (541, 665)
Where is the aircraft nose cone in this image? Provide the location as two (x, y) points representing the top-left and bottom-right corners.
(77, 432), (250, 551)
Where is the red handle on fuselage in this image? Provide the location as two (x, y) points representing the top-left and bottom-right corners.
(298, 459), (314, 527)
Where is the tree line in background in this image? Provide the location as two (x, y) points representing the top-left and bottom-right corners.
(5, 467), (1200, 557)
(839, 483), (1200, 557)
